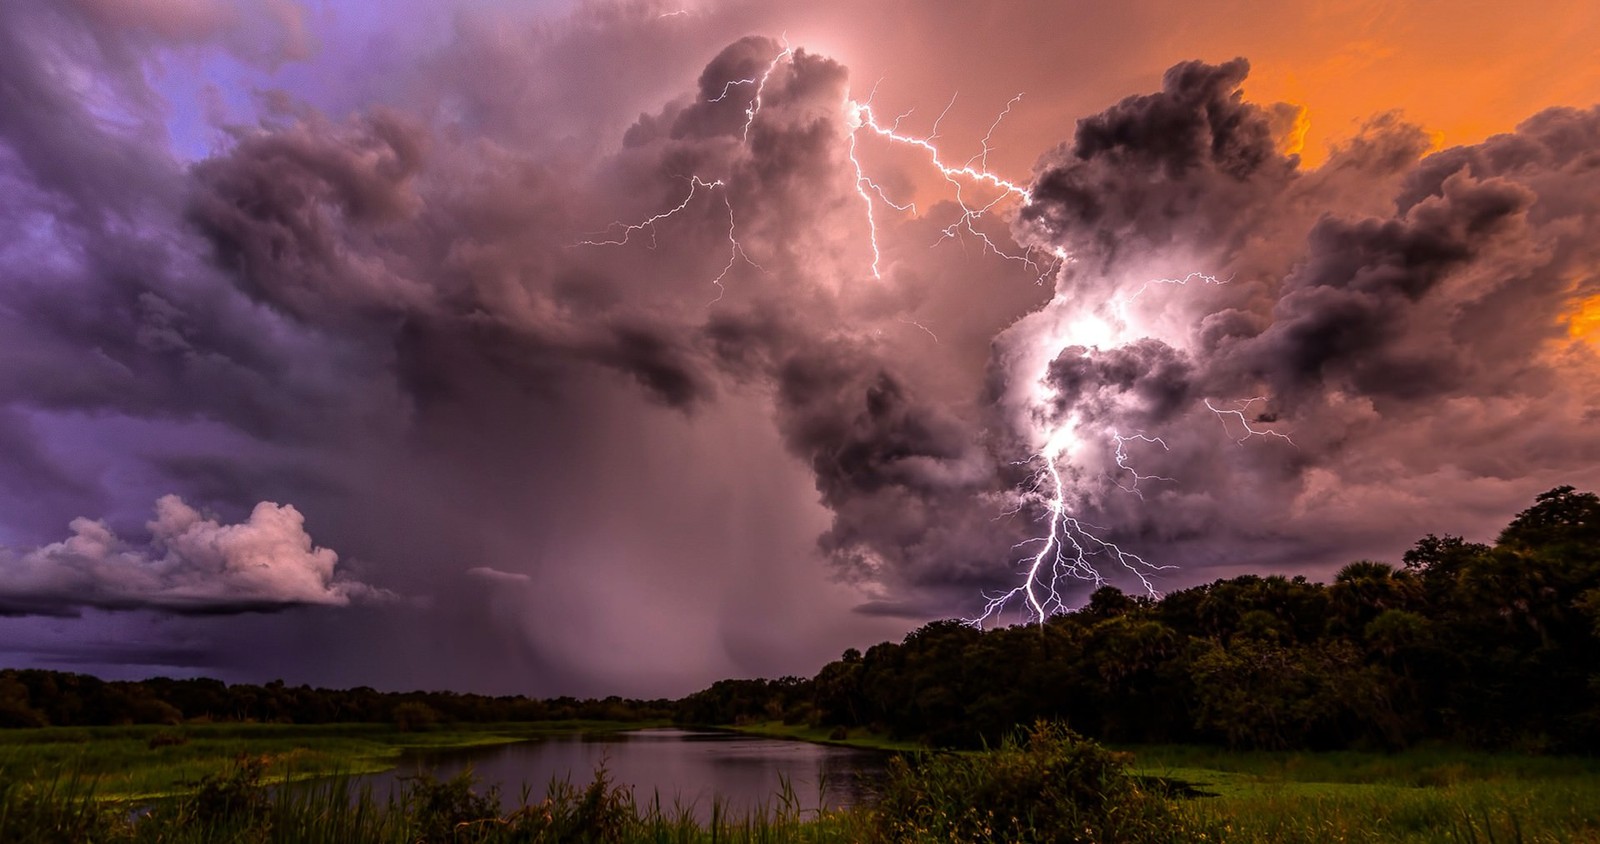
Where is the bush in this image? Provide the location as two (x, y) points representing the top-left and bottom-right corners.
(182, 754), (273, 827)
(870, 721), (1200, 844)
(400, 770), (502, 842)
(393, 701), (442, 732)
(536, 762), (635, 843)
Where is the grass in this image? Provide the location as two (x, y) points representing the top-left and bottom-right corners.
(716, 727), (1600, 842)
(0, 720), (663, 799)
(1124, 744), (1600, 843)
(722, 721), (926, 753)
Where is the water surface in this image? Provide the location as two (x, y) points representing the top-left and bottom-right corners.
(360, 728), (888, 821)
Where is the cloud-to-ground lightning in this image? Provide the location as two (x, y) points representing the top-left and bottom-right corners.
(974, 433), (1178, 627)
(579, 44), (1278, 625)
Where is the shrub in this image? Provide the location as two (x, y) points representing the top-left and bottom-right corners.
(393, 701), (442, 732)
(400, 769), (502, 842)
(536, 762), (636, 843)
(182, 754), (273, 827)
(870, 720), (1200, 844)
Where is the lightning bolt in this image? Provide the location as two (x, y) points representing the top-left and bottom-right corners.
(969, 270), (1258, 627)
(580, 40), (1052, 290)
(583, 39), (1057, 287)
(1110, 432), (1174, 499)
(573, 176), (759, 302)
(720, 46), (1223, 623)
(1122, 271), (1229, 304)
(742, 36), (795, 140)
(1206, 397), (1296, 446)
(1109, 271), (1229, 326)
(578, 42), (1294, 625)
(848, 89), (1068, 282)
(573, 41), (796, 297)
(974, 433), (1177, 627)
(847, 99), (1033, 202)
(897, 315), (939, 343)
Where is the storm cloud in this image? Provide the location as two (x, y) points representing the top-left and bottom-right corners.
(2, 0), (1599, 693)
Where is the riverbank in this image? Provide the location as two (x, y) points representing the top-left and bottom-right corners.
(719, 721), (924, 753)
(0, 720), (664, 799)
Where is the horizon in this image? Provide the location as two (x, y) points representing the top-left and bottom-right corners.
(2, 0), (1599, 699)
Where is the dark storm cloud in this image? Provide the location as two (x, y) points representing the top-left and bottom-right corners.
(1020, 58), (1298, 271)
(141, 14), (913, 688)
(0, 3), (406, 480)
(184, 90), (728, 410)
(1044, 339), (1196, 429)
(187, 107), (432, 319)
(998, 58), (1600, 593)
(0, 411), (99, 534)
(4, 0), (1600, 691)
(772, 345), (1015, 588)
(1226, 172), (1533, 404)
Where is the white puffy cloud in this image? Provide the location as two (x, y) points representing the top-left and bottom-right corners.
(0, 495), (387, 615)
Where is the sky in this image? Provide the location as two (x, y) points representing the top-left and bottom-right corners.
(2, 0), (1599, 698)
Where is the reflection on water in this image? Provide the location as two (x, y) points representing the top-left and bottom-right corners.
(357, 728), (889, 822)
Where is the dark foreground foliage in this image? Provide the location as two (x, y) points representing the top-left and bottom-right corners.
(872, 722), (1197, 843)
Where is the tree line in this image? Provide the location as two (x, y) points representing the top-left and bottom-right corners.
(676, 486), (1600, 751)
(3, 487), (1598, 752)
(0, 671), (674, 730)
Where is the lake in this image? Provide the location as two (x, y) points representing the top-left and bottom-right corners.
(358, 728), (890, 821)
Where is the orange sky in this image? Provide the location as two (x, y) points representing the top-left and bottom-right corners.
(747, 0), (1600, 172)
(1221, 0), (1600, 165)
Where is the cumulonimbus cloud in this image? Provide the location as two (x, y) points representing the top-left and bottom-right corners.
(3, 0), (1599, 687)
(0, 495), (388, 616)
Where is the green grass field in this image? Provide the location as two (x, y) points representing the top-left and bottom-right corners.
(1124, 744), (1600, 843)
(0, 720), (662, 799)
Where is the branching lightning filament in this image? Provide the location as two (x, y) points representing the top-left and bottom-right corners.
(579, 41), (1060, 290)
(1206, 397), (1296, 446)
(574, 176), (758, 301)
(1110, 432), (1174, 499)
